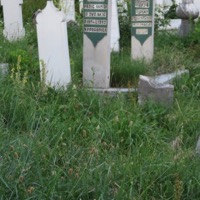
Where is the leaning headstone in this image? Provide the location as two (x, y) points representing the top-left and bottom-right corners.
(60, 0), (75, 22)
(36, 1), (71, 89)
(83, 0), (111, 88)
(0, 0), (25, 41)
(131, 0), (155, 62)
(111, 0), (120, 52)
(138, 75), (174, 106)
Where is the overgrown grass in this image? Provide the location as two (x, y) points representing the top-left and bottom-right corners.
(0, 15), (200, 199)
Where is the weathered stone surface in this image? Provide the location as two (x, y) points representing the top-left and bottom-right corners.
(91, 87), (136, 96)
(154, 69), (189, 84)
(138, 75), (174, 106)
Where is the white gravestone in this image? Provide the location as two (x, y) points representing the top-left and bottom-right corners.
(131, 0), (155, 62)
(60, 0), (75, 22)
(0, 0), (25, 41)
(111, 0), (120, 52)
(79, 0), (83, 13)
(36, 1), (71, 89)
(83, 0), (112, 88)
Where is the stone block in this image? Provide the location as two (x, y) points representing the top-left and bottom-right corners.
(138, 75), (174, 106)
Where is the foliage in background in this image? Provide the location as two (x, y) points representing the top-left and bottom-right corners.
(164, 0), (178, 19)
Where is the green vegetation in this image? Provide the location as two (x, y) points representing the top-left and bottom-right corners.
(0, 2), (200, 199)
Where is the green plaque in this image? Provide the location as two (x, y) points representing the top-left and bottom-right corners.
(131, 0), (153, 45)
(83, 0), (108, 47)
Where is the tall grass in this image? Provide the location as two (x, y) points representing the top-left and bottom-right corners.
(1, 10), (200, 199)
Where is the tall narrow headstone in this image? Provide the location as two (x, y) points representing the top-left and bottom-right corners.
(0, 0), (25, 41)
(131, 0), (155, 62)
(36, 1), (71, 89)
(60, 0), (75, 22)
(111, 0), (120, 52)
(83, 0), (111, 88)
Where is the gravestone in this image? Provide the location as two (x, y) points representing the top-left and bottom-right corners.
(36, 1), (71, 89)
(79, 0), (83, 13)
(0, 0), (25, 41)
(111, 0), (120, 52)
(60, 0), (75, 22)
(138, 75), (174, 106)
(131, 0), (155, 62)
(83, 0), (111, 88)
(176, 0), (199, 37)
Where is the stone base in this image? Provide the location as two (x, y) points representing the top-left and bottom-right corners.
(89, 87), (137, 96)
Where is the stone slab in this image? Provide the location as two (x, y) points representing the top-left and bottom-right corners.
(138, 75), (174, 106)
(154, 69), (189, 84)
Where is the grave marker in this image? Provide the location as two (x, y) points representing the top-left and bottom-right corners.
(0, 0), (25, 41)
(60, 0), (75, 22)
(131, 0), (154, 62)
(83, 0), (111, 88)
(111, 0), (120, 52)
(36, 1), (71, 89)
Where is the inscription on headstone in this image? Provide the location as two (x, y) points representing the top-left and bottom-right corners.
(132, 0), (153, 45)
(131, 0), (154, 61)
(83, 0), (108, 47)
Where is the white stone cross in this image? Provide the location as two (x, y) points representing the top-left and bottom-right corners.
(0, 0), (25, 41)
(36, 1), (71, 89)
